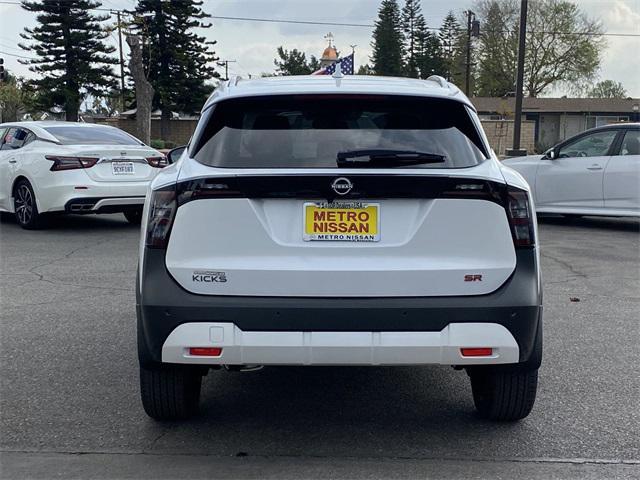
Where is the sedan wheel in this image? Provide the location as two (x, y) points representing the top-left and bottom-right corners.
(14, 180), (43, 229)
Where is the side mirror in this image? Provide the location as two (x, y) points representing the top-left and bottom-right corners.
(167, 145), (186, 164)
(544, 149), (556, 160)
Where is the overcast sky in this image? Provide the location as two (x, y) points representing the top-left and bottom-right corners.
(1, 0), (639, 97)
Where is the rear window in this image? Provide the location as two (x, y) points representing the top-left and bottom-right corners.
(191, 95), (488, 169)
(44, 125), (142, 145)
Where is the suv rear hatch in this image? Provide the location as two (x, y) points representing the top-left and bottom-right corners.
(158, 94), (529, 297)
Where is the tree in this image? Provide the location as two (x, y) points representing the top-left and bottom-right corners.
(476, 1), (518, 96)
(131, 0), (219, 134)
(401, 0), (422, 77)
(475, 0), (604, 97)
(126, 35), (154, 144)
(588, 80), (627, 98)
(18, 0), (117, 121)
(357, 64), (374, 75)
(274, 47), (320, 75)
(439, 11), (461, 81)
(450, 16), (475, 93)
(0, 72), (33, 122)
(370, 0), (404, 76)
(416, 20), (445, 79)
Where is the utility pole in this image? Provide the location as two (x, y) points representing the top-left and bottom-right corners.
(464, 10), (479, 97)
(217, 60), (236, 81)
(507, 0), (528, 157)
(116, 11), (126, 112)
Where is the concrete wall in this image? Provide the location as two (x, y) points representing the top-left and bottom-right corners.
(480, 120), (536, 156)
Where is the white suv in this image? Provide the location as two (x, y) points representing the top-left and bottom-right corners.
(137, 75), (542, 422)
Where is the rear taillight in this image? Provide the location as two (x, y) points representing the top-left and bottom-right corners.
(506, 186), (535, 247)
(45, 156), (99, 171)
(145, 187), (177, 249)
(146, 156), (168, 168)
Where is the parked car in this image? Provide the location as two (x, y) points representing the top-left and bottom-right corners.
(0, 121), (167, 228)
(503, 123), (640, 217)
(137, 75), (543, 422)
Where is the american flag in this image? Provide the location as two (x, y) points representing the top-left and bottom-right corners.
(312, 53), (355, 76)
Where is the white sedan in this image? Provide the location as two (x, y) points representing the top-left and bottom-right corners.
(0, 121), (166, 229)
(503, 123), (639, 217)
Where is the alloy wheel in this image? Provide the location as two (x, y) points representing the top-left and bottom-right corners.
(15, 184), (34, 225)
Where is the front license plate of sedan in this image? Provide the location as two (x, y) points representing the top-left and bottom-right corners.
(112, 161), (135, 175)
(303, 202), (380, 242)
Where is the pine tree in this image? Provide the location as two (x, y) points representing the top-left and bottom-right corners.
(416, 21), (444, 79)
(477, 1), (517, 96)
(370, 0), (404, 76)
(274, 47), (319, 75)
(438, 11), (461, 82)
(18, 0), (117, 121)
(131, 0), (219, 123)
(451, 26), (473, 94)
(401, 0), (423, 78)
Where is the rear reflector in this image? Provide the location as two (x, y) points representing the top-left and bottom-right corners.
(460, 348), (493, 357)
(189, 347), (223, 357)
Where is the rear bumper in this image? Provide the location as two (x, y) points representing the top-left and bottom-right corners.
(138, 248), (542, 367)
(35, 173), (149, 213)
(162, 322), (519, 366)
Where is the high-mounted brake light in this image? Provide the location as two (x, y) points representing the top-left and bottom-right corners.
(146, 156), (168, 168)
(145, 187), (177, 249)
(45, 155), (99, 171)
(505, 186), (535, 247)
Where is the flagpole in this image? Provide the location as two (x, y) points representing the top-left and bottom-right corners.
(350, 45), (357, 74)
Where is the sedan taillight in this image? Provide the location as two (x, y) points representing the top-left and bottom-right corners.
(145, 187), (177, 249)
(146, 156), (168, 168)
(45, 156), (99, 171)
(505, 186), (535, 247)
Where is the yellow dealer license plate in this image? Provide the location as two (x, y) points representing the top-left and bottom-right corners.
(303, 202), (380, 242)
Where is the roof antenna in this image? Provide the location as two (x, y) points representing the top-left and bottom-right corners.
(332, 60), (344, 80)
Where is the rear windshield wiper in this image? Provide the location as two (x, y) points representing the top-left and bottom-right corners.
(337, 149), (446, 167)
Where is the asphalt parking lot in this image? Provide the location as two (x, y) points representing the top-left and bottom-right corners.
(1, 213), (639, 479)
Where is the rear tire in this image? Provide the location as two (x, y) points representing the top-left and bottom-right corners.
(469, 367), (538, 421)
(124, 209), (143, 225)
(140, 365), (202, 420)
(13, 179), (44, 229)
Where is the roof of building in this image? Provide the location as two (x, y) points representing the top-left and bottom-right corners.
(321, 45), (338, 60)
(204, 75), (470, 110)
(472, 97), (640, 114)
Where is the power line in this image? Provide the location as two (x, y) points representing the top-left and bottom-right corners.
(0, 49), (34, 59)
(209, 15), (640, 37)
(0, 1), (638, 37)
(0, 41), (24, 53)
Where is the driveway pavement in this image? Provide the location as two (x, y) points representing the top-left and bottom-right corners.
(1, 214), (639, 479)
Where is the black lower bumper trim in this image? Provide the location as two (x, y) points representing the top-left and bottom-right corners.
(64, 197), (145, 214)
(137, 248), (542, 366)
